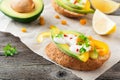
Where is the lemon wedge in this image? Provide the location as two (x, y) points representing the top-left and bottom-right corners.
(93, 9), (116, 35)
(90, 0), (120, 14)
(37, 32), (51, 43)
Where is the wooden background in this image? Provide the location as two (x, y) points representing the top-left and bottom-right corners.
(0, 0), (120, 80)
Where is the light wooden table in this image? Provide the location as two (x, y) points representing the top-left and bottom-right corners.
(0, 0), (120, 80)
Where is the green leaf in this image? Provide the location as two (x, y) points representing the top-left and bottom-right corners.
(85, 42), (90, 47)
(78, 34), (87, 41)
(77, 41), (82, 45)
(56, 31), (63, 38)
(80, 47), (86, 53)
(3, 44), (18, 56)
(78, 34), (90, 47)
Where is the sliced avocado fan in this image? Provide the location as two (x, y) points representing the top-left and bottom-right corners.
(55, 0), (94, 14)
(0, 0), (44, 23)
(50, 26), (94, 62)
(62, 0), (84, 9)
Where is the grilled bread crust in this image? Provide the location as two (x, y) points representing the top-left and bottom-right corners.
(52, 0), (84, 18)
(45, 42), (110, 71)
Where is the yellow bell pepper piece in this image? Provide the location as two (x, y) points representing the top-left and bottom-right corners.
(79, 52), (89, 62)
(84, 0), (91, 10)
(93, 40), (109, 56)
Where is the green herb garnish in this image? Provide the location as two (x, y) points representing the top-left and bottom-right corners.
(56, 31), (63, 38)
(80, 47), (86, 53)
(78, 34), (88, 41)
(78, 34), (90, 47)
(85, 42), (90, 47)
(77, 41), (82, 45)
(3, 44), (18, 56)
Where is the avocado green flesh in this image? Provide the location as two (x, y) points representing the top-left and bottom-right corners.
(90, 51), (98, 59)
(90, 48), (98, 59)
(55, 0), (94, 14)
(62, 0), (84, 9)
(0, 0), (44, 23)
(51, 27), (86, 61)
(56, 43), (81, 60)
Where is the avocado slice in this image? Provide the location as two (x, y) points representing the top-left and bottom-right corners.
(0, 0), (44, 23)
(62, 0), (84, 9)
(50, 26), (89, 62)
(90, 48), (98, 59)
(55, 0), (94, 14)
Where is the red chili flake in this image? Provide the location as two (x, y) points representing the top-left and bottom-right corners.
(76, 49), (79, 52)
(74, 0), (77, 4)
(64, 34), (68, 37)
(70, 37), (73, 39)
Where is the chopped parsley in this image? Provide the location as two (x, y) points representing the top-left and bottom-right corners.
(78, 34), (90, 47)
(85, 42), (90, 47)
(77, 41), (82, 45)
(77, 34), (91, 53)
(3, 44), (18, 56)
(78, 34), (88, 41)
(56, 32), (63, 38)
(79, 47), (86, 53)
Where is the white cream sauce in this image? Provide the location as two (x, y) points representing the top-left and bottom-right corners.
(69, 0), (87, 5)
(54, 34), (91, 54)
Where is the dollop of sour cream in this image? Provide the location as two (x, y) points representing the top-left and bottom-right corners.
(70, 0), (76, 3)
(69, 45), (82, 54)
(70, 0), (87, 5)
(53, 34), (91, 54)
(81, 0), (87, 4)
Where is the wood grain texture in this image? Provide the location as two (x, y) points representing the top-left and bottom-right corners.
(0, 0), (120, 80)
(0, 31), (120, 80)
(0, 33), (81, 80)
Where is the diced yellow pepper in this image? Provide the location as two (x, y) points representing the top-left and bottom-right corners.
(79, 52), (89, 62)
(93, 40), (109, 56)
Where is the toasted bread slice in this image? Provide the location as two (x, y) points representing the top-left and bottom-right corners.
(45, 42), (110, 71)
(52, 0), (84, 18)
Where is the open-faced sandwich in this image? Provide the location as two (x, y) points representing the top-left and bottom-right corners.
(52, 0), (94, 17)
(45, 26), (110, 71)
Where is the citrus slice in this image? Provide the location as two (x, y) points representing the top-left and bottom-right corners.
(37, 32), (51, 43)
(90, 0), (120, 14)
(93, 9), (116, 35)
